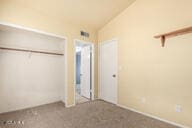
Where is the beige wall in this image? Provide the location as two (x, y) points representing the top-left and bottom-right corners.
(1, 0), (191, 127)
(0, 0), (98, 107)
(99, 0), (192, 127)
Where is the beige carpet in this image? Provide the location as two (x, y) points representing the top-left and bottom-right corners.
(0, 100), (180, 128)
(75, 93), (89, 104)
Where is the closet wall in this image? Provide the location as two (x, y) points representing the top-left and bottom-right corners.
(0, 25), (66, 113)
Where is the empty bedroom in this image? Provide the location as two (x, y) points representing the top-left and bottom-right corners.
(0, 0), (191, 128)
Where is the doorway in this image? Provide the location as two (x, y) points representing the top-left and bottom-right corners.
(99, 39), (118, 104)
(75, 40), (94, 104)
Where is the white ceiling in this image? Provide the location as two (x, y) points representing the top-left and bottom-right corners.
(15, 0), (135, 30)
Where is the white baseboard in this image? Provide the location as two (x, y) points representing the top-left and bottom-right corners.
(65, 103), (75, 108)
(117, 104), (190, 128)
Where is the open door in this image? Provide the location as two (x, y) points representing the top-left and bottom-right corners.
(80, 45), (91, 99)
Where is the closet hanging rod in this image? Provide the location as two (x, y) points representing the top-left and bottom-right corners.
(0, 46), (64, 56)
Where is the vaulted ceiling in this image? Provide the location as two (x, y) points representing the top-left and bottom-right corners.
(13, 0), (135, 30)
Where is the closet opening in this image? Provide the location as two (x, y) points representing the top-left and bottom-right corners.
(0, 22), (67, 113)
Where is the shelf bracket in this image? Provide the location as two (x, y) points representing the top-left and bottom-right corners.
(161, 36), (165, 47)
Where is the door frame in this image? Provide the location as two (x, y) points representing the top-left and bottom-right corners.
(99, 38), (118, 104)
(74, 39), (95, 105)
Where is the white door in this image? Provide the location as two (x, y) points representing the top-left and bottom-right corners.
(80, 45), (91, 99)
(99, 40), (118, 104)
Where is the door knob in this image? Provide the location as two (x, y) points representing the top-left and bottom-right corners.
(112, 74), (116, 77)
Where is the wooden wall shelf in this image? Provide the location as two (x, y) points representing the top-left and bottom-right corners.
(0, 46), (64, 56)
(154, 26), (192, 47)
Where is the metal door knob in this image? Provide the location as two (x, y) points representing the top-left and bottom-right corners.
(112, 74), (116, 77)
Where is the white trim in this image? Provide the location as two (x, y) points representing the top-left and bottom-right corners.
(98, 38), (118, 104)
(66, 103), (75, 108)
(74, 39), (95, 106)
(99, 38), (118, 45)
(117, 104), (190, 128)
(64, 39), (69, 107)
(60, 40), (67, 103)
(0, 21), (66, 39)
(74, 41), (77, 106)
(75, 39), (94, 46)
